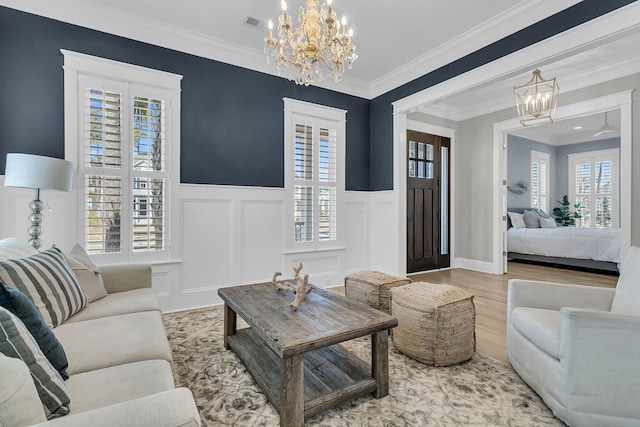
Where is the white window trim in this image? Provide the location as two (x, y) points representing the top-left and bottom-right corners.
(568, 147), (620, 228)
(62, 49), (182, 263)
(283, 98), (346, 252)
(530, 150), (550, 212)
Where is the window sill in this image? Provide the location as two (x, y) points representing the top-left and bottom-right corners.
(283, 247), (347, 255)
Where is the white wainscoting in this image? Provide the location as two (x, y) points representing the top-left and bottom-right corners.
(0, 177), (374, 312)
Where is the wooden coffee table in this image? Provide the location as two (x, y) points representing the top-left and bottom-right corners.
(218, 282), (398, 426)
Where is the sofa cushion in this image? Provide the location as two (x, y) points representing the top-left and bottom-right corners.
(0, 307), (70, 418)
(0, 247), (88, 328)
(611, 246), (640, 316)
(53, 311), (172, 375)
(64, 288), (160, 323)
(64, 244), (108, 303)
(0, 282), (69, 379)
(0, 352), (47, 427)
(0, 237), (38, 260)
(511, 307), (561, 359)
(65, 359), (175, 414)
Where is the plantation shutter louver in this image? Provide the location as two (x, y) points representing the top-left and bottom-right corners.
(80, 77), (169, 256)
(292, 122), (337, 243)
(84, 87), (123, 253)
(132, 96), (166, 251)
(530, 151), (550, 212)
(569, 148), (619, 228)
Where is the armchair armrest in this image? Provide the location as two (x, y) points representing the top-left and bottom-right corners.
(99, 264), (152, 293)
(559, 308), (640, 407)
(507, 279), (615, 323)
(32, 388), (200, 427)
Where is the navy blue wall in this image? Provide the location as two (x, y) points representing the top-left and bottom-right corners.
(369, 0), (636, 190)
(0, 0), (634, 190)
(0, 7), (370, 190)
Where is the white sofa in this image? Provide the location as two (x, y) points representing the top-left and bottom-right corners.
(507, 246), (640, 427)
(0, 241), (201, 427)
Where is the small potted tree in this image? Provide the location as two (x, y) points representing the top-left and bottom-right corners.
(552, 195), (582, 226)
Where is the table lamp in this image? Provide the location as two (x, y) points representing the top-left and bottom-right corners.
(4, 153), (74, 250)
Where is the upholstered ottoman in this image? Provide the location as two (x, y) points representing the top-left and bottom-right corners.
(344, 271), (412, 314)
(390, 282), (475, 366)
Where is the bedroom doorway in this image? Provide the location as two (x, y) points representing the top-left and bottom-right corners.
(406, 130), (450, 273)
(495, 92), (632, 274)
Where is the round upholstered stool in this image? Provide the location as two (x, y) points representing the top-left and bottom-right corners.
(390, 282), (476, 366)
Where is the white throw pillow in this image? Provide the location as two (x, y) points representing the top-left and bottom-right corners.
(64, 244), (108, 303)
(508, 212), (527, 230)
(0, 353), (47, 426)
(0, 238), (38, 261)
(611, 246), (640, 316)
(539, 217), (557, 228)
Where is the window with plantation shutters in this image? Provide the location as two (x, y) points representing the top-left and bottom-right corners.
(568, 148), (619, 228)
(64, 50), (181, 262)
(530, 151), (550, 212)
(285, 98), (345, 248)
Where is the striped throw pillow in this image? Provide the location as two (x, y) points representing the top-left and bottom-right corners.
(0, 247), (87, 328)
(0, 307), (71, 418)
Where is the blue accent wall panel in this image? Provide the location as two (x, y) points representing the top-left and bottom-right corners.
(0, 7), (370, 190)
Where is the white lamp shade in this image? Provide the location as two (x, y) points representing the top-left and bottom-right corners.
(4, 153), (73, 192)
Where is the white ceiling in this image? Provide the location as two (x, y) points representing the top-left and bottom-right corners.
(418, 28), (640, 143)
(0, 0), (581, 98)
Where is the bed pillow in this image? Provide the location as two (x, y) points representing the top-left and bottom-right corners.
(0, 247), (88, 328)
(611, 246), (640, 316)
(64, 244), (107, 303)
(508, 212), (526, 230)
(0, 282), (69, 379)
(0, 307), (71, 418)
(539, 216), (557, 228)
(523, 210), (541, 228)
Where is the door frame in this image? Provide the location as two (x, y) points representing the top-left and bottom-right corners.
(396, 119), (456, 276)
(494, 91), (633, 273)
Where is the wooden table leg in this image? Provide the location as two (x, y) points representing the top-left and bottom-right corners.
(372, 330), (390, 398)
(279, 354), (304, 427)
(223, 303), (236, 350)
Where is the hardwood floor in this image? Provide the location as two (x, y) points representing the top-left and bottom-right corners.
(331, 262), (618, 364)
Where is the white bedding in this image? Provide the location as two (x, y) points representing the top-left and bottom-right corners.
(507, 226), (621, 263)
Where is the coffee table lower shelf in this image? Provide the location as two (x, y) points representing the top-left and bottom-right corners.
(227, 327), (377, 420)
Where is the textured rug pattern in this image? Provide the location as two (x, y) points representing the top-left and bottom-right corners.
(164, 307), (563, 426)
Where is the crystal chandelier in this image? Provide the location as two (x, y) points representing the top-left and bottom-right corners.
(513, 69), (560, 126)
(264, 0), (358, 86)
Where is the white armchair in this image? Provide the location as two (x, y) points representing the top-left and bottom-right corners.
(507, 247), (640, 427)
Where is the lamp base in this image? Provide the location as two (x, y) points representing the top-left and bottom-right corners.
(28, 189), (44, 250)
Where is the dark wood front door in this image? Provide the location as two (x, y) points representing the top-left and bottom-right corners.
(407, 130), (450, 273)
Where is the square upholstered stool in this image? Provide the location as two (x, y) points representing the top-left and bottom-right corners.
(344, 271), (412, 314)
(390, 282), (475, 366)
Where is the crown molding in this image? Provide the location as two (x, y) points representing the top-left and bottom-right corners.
(0, 0), (581, 100)
(368, 0), (581, 99)
(0, 0), (372, 98)
(418, 36), (640, 122)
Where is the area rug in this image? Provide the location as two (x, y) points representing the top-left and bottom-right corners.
(164, 307), (564, 426)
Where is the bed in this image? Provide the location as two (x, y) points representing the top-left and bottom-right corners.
(506, 207), (620, 272)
